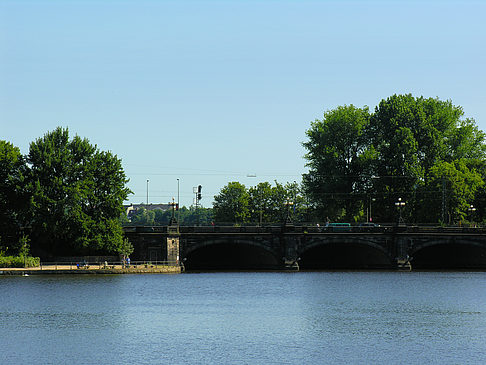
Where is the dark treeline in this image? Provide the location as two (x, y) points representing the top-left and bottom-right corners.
(122, 206), (213, 226)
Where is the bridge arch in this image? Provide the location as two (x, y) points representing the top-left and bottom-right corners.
(411, 238), (486, 269)
(298, 237), (394, 270)
(182, 238), (281, 271)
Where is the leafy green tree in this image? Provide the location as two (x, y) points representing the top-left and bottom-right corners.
(268, 181), (290, 222)
(179, 206), (213, 225)
(27, 127), (131, 256)
(154, 209), (170, 225)
(303, 95), (486, 224)
(118, 237), (134, 262)
(468, 159), (486, 223)
(119, 212), (130, 225)
(446, 118), (486, 161)
(213, 182), (250, 224)
(303, 105), (374, 222)
(0, 140), (30, 253)
(123, 205), (214, 226)
(426, 160), (483, 223)
(369, 94), (485, 223)
(370, 95), (463, 183)
(131, 207), (155, 225)
(18, 235), (30, 258)
(266, 181), (308, 223)
(214, 181), (306, 225)
(283, 181), (308, 223)
(247, 181), (295, 224)
(248, 182), (273, 224)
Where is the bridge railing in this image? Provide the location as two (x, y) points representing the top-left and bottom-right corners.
(123, 224), (486, 235)
(182, 225), (486, 234)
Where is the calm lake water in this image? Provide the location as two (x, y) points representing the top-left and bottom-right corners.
(1, 272), (486, 364)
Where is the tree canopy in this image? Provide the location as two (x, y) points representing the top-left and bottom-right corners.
(213, 181), (306, 225)
(213, 182), (250, 224)
(25, 127), (132, 256)
(303, 105), (373, 221)
(125, 205), (213, 226)
(0, 140), (30, 252)
(303, 94), (486, 224)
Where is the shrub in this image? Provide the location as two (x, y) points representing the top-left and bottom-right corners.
(0, 255), (40, 268)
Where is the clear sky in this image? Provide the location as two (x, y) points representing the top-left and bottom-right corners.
(1, 0), (485, 207)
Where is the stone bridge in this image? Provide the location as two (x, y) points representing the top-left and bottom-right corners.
(123, 225), (486, 271)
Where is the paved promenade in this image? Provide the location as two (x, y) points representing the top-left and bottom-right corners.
(0, 264), (181, 275)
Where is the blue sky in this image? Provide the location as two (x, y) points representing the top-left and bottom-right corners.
(1, 0), (485, 207)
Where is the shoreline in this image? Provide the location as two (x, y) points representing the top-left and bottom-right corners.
(0, 264), (181, 275)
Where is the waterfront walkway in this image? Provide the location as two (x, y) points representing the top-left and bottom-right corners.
(0, 263), (181, 275)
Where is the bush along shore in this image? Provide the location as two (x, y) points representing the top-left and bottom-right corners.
(0, 255), (40, 268)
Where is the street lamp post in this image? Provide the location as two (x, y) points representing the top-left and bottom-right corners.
(368, 175), (380, 223)
(259, 188), (264, 226)
(468, 204), (477, 227)
(169, 197), (178, 225)
(146, 179), (149, 205)
(395, 197), (406, 226)
(293, 181), (297, 223)
(177, 178), (180, 224)
(285, 198), (294, 226)
(368, 197), (376, 223)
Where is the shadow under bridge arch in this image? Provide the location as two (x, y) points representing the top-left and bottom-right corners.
(183, 238), (281, 271)
(299, 237), (393, 270)
(411, 239), (486, 269)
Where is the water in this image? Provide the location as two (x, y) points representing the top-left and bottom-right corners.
(1, 272), (486, 364)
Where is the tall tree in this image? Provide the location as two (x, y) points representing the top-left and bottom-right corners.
(302, 105), (374, 221)
(248, 182), (273, 224)
(370, 94), (485, 223)
(468, 159), (486, 223)
(0, 140), (30, 252)
(427, 160), (483, 223)
(283, 181), (307, 223)
(303, 95), (486, 224)
(446, 118), (486, 161)
(27, 127), (131, 256)
(370, 95), (464, 182)
(213, 182), (249, 224)
(214, 181), (308, 225)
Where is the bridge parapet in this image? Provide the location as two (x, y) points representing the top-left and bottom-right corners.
(122, 225), (486, 270)
(123, 224), (486, 235)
